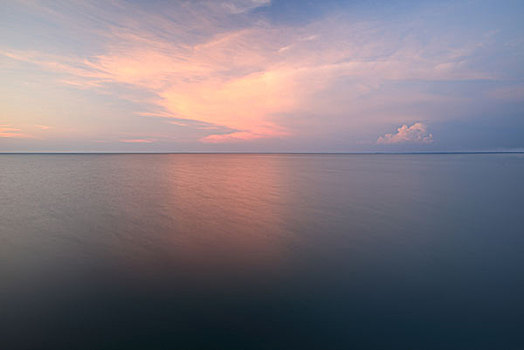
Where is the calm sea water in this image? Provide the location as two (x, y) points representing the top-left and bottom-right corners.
(1, 154), (523, 349)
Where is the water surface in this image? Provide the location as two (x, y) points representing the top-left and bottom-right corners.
(1, 154), (523, 349)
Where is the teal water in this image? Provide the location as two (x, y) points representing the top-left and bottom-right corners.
(1, 154), (523, 349)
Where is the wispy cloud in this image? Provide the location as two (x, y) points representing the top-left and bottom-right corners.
(2, 0), (520, 150)
(487, 85), (524, 101)
(34, 124), (52, 130)
(221, 0), (271, 14)
(0, 125), (31, 138)
(377, 122), (433, 144)
(120, 138), (155, 143)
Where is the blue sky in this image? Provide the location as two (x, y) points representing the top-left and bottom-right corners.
(1, 0), (523, 152)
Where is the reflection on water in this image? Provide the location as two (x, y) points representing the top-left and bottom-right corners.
(1, 154), (524, 349)
(164, 155), (292, 274)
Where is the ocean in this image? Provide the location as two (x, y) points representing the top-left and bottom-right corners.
(1, 153), (523, 349)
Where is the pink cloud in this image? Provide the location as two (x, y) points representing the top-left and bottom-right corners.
(1, 0), (495, 145)
(377, 122), (433, 144)
(0, 125), (31, 138)
(201, 131), (277, 143)
(120, 138), (155, 143)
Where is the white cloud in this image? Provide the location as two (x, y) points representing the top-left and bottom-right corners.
(377, 122), (433, 144)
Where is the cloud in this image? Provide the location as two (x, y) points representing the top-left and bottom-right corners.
(120, 138), (155, 143)
(487, 85), (524, 101)
(0, 125), (31, 138)
(377, 122), (433, 144)
(202, 131), (275, 143)
(221, 0), (271, 14)
(1, 0), (507, 147)
(34, 124), (52, 130)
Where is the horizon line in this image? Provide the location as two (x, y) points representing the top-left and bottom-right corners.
(1, 151), (523, 155)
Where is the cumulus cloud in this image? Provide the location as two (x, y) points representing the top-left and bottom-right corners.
(377, 122), (433, 144)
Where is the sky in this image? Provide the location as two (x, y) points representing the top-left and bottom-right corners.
(1, 0), (524, 152)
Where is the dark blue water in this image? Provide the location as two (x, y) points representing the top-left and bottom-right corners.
(1, 154), (523, 349)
